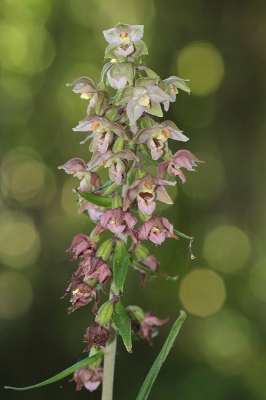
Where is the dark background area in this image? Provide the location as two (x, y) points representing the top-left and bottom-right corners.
(1, 0), (266, 399)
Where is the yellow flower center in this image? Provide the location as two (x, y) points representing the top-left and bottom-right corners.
(161, 128), (170, 139)
(138, 94), (150, 108)
(92, 122), (101, 130)
(80, 93), (92, 100)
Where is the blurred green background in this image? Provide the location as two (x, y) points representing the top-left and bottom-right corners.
(1, 0), (266, 399)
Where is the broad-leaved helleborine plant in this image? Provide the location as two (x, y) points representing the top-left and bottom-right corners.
(5, 23), (203, 400)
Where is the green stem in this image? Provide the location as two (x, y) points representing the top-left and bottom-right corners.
(101, 281), (118, 400)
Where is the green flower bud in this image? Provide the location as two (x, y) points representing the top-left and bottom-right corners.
(112, 137), (125, 153)
(96, 300), (114, 326)
(89, 346), (103, 370)
(104, 105), (119, 121)
(126, 305), (145, 323)
(135, 167), (146, 180)
(133, 244), (149, 261)
(90, 227), (103, 243)
(137, 209), (152, 222)
(112, 194), (122, 208)
(127, 167), (136, 186)
(138, 116), (156, 129)
(102, 182), (118, 196)
(96, 238), (114, 261)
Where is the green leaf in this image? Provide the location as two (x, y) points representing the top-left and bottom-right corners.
(113, 240), (130, 293)
(4, 350), (105, 391)
(111, 300), (132, 353)
(131, 259), (178, 282)
(138, 144), (158, 166)
(77, 190), (113, 208)
(136, 311), (186, 400)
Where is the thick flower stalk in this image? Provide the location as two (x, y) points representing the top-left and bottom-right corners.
(59, 22), (203, 398)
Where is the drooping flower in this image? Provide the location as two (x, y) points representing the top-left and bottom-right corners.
(78, 200), (105, 222)
(134, 121), (189, 160)
(158, 150), (203, 183)
(73, 116), (127, 154)
(88, 149), (138, 185)
(66, 76), (109, 116)
(127, 306), (169, 345)
(137, 215), (179, 245)
(158, 76), (191, 110)
(66, 234), (97, 260)
(123, 173), (176, 215)
(58, 158), (88, 177)
(103, 23), (148, 60)
(70, 365), (103, 391)
(77, 255), (113, 293)
(61, 277), (100, 314)
(134, 254), (160, 287)
(83, 322), (110, 352)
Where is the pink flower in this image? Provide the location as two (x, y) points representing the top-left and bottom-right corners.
(73, 116), (127, 154)
(134, 254), (160, 287)
(94, 207), (137, 235)
(70, 365), (103, 392)
(77, 256), (112, 293)
(78, 201), (105, 222)
(58, 158), (88, 177)
(128, 307), (169, 346)
(137, 215), (179, 245)
(66, 234), (97, 260)
(134, 121), (188, 160)
(123, 173), (176, 215)
(158, 150), (203, 183)
(61, 277), (100, 315)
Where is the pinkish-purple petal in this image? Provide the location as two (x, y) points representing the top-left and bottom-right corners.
(156, 186), (173, 204)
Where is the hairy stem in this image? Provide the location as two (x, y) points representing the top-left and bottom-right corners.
(101, 281), (117, 400)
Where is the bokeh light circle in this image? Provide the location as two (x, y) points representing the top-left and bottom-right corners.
(176, 42), (224, 96)
(179, 268), (226, 317)
(250, 257), (266, 302)
(0, 272), (33, 319)
(203, 225), (250, 273)
(203, 310), (257, 376)
(0, 211), (40, 268)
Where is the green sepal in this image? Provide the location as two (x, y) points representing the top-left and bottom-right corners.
(77, 190), (112, 208)
(113, 240), (130, 293)
(96, 238), (114, 261)
(96, 300), (114, 325)
(131, 259), (178, 282)
(111, 300), (132, 353)
(137, 210), (152, 222)
(173, 80), (191, 93)
(4, 350), (105, 391)
(112, 194), (122, 208)
(136, 311), (186, 400)
(138, 144), (158, 167)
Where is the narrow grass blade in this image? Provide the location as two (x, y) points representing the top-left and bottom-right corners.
(4, 350), (105, 391)
(136, 310), (186, 400)
(131, 259), (178, 281)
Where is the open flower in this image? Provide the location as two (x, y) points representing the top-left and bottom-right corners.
(78, 201), (105, 222)
(116, 78), (170, 130)
(134, 121), (189, 160)
(73, 116), (127, 154)
(158, 76), (191, 110)
(103, 23), (147, 60)
(58, 158), (88, 177)
(61, 277), (100, 314)
(137, 215), (179, 245)
(158, 150), (203, 183)
(123, 173), (176, 215)
(67, 76), (109, 116)
(77, 256), (113, 293)
(101, 61), (135, 89)
(94, 207), (138, 235)
(70, 365), (103, 392)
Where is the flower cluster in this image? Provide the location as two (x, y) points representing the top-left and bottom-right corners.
(59, 22), (202, 392)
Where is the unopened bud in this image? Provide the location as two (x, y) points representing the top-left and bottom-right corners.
(104, 106), (119, 121)
(138, 116), (156, 129)
(96, 238), (114, 261)
(133, 244), (149, 261)
(112, 137), (125, 153)
(89, 346), (103, 370)
(96, 300), (114, 326)
(135, 167), (146, 180)
(112, 194), (122, 208)
(126, 305), (145, 323)
(90, 227), (103, 243)
(127, 167), (137, 186)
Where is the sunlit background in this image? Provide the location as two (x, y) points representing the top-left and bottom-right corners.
(1, 0), (266, 399)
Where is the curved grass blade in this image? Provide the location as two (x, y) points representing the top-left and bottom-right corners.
(131, 259), (178, 281)
(136, 310), (186, 400)
(111, 300), (132, 353)
(77, 189), (113, 207)
(4, 350), (105, 391)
